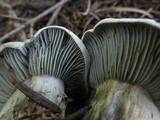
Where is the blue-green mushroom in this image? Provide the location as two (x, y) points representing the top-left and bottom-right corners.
(0, 26), (90, 120)
(82, 18), (160, 120)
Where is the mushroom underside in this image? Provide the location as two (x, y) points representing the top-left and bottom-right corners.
(0, 26), (89, 119)
(82, 19), (160, 119)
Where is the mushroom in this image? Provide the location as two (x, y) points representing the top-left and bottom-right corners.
(0, 26), (90, 119)
(82, 18), (160, 120)
(0, 42), (30, 119)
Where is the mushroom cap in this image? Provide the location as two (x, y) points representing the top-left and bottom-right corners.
(82, 18), (160, 107)
(25, 26), (90, 100)
(0, 42), (29, 111)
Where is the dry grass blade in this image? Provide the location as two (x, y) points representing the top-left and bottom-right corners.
(96, 7), (153, 18)
(83, 17), (94, 33)
(151, 10), (160, 16)
(82, 0), (91, 16)
(0, 14), (27, 22)
(140, 7), (153, 18)
(46, 5), (63, 26)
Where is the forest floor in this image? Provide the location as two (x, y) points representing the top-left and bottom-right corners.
(0, 0), (160, 43)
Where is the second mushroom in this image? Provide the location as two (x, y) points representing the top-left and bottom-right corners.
(82, 18), (160, 120)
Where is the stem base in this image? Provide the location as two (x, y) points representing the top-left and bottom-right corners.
(84, 80), (160, 120)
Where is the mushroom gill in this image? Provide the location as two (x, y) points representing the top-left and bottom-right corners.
(0, 42), (30, 119)
(82, 18), (160, 120)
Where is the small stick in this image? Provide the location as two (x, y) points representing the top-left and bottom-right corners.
(96, 7), (153, 18)
(140, 7), (153, 18)
(9, 68), (61, 113)
(63, 105), (91, 120)
(46, 5), (63, 26)
(0, 14), (27, 22)
(83, 17), (94, 33)
(82, 0), (91, 16)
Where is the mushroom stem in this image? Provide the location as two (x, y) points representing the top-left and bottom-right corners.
(8, 68), (61, 113)
(83, 80), (160, 120)
(0, 76), (68, 119)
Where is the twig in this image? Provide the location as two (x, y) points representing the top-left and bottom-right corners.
(96, 7), (153, 18)
(150, 10), (160, 16)
(46, 7), (62, 26)
(63, 105), (91, 120)
(140, 7), (153, 18)
(29, 23), (34, 38)
(9, 68), (61, 113)
(60, 13), (74, 29)
(0, 0), (68, 43)
(46, 2), (64, 26)
(89, 12), (100, 21)
(90, 1), (102, 12)
(82, 0), (91, 16)
(83, 17), (94, 33)
(0, 14), (27, 22)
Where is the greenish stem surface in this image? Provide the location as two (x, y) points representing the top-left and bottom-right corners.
(83, 80), (160, 120)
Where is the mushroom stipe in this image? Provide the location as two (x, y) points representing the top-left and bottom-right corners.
(8, 67), (61, 113)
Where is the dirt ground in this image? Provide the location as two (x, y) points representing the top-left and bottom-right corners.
(0, 0), (160, 43)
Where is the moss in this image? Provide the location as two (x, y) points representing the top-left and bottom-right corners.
(83, 80), (160, 120)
